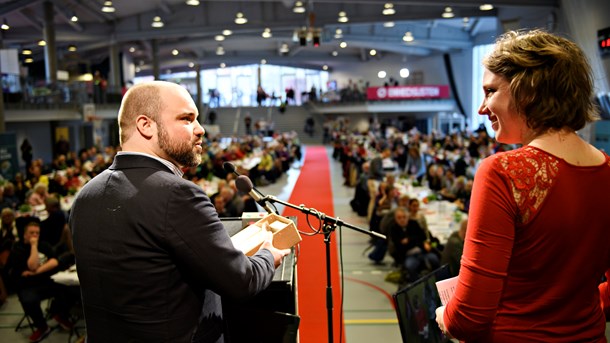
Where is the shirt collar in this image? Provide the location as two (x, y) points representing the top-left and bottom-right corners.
(116, 151), (184, 177)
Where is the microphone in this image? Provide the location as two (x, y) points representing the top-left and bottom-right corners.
(223, 162), (238, 176)
(235, 175), (276, 214)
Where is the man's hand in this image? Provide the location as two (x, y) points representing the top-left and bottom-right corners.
(259, 230), (290, 268)
(29, 236), (38, 247)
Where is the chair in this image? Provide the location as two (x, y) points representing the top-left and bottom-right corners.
(14, 313), (34, 332)
(14, 298), (52, 333)
(392, 264), (451, 343)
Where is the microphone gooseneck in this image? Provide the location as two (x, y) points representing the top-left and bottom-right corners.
(235, 175), (275, 214)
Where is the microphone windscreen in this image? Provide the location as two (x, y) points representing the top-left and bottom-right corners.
(235, 175), (254, 193)
(223, 162), (236, 174)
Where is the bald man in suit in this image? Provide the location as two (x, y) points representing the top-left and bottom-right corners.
(70, 81), (289, 342)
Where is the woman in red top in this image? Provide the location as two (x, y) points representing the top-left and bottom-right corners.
(435, 29), (610, 342)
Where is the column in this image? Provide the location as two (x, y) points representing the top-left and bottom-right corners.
(151, 39), (160, 80)
(196, 65), (202, 115)
(43, 1), (57, 84)
(109, 40), (121, 95)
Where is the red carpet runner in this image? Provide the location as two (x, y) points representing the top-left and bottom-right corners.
(282, 146), (345, 343)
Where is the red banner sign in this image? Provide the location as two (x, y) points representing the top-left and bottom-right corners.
(366, 85), (450, 100)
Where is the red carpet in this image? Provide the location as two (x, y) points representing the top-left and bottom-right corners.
(282, 146), (345, 343)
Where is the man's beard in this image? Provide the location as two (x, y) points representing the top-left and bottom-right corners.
(157, 123), (201, 167)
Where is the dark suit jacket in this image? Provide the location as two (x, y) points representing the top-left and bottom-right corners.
(70, 154), (276, 343)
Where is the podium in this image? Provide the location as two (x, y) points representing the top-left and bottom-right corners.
(221, 217), (299, 343)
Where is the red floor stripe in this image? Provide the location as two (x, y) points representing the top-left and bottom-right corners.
(344, 276), (396, 310)
(282, 146), (345, 343)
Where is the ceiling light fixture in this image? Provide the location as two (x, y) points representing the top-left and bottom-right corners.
(334, 29), (343, 39)
(135, 67), (141, 73)
(279, 43), (289, 54)
(22, 49), (32, 55)
(442, 7), (455, 18)
(215, 35), (225, 41)
(1, 19), (9, 30)
(378, 70), (386, 78)
(220, 62), (226, 68)
(222, 29), (233, 36)
(322, 65), (328, 71)
(216, 45), (225, 55)
(382, 3), (395, 16)
(370, 49), (377, 56)
(293, 1), (306, 14)
(331, 51), (338, 56)
(186, 0), (200, 6)
(260, 59), (267, 64)
(70, 14), (78, 22)
(101, 1), (115, 13)
(38, 40), (46, 46)
(188, 62), (195, 68)
(400, 68), (410, 78)
(339, 41), (347, 48)
(384, 21), (395, 28)
(479, 4), (494, 11)
(24, 58), (34, 63)
(234, 12), (247, 25)
(172, 49), (179, 56)
(129, 46), (136, 53)
(262, 28), (272, 38)
(68, 45), (77, 52)
(337, 11), (348, 23)
(151, 16), (164, 28)
(402, 31), (414, 42)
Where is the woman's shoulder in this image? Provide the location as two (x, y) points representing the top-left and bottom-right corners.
(482, 146), (560, 175)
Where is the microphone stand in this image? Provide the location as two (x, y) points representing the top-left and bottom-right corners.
(262, 194), (386, 343)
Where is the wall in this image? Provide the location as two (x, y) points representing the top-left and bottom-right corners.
(329, 54), (448, 90)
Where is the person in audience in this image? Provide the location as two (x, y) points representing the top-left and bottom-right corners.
(12, 172), (29, 204)
(435, 30), (610, 342)
(367, 147), (391, 220)
(27, 183), (48, 207)
(350, 161), (370, 217)
(441, 219), (467, 277)
(367, 180), (398, 264)
(387, 206), (439, 282)
(7, 221), (74, 342)
(0, 182), (20, 210)
(0, 208), (17, 304)
(69, 80), (290, 342)
(404, 144), (426, 182)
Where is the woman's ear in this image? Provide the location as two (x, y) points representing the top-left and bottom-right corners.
(135, 115), (155, 139)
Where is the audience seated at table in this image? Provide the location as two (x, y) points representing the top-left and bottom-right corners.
(6, 221), (75, 342)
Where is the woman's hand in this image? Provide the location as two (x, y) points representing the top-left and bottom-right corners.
(435, 306), (453, 339)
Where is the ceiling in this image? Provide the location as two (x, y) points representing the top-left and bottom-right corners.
(0, 0), (559, 75)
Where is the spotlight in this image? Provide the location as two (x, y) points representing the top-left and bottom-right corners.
(151, 16), (164, 28)
(293, 1), (306, 14)
(382, 3), (395, 16)
(101, 1), (115, 13)
(235, 12), (248, 25)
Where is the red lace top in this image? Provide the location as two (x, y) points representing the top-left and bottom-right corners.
(444, 146), (610, 342)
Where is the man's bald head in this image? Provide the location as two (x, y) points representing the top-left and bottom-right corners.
(118, 81), (177, 146)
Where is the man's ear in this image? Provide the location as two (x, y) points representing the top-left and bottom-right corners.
(135, 115), (155, 139)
